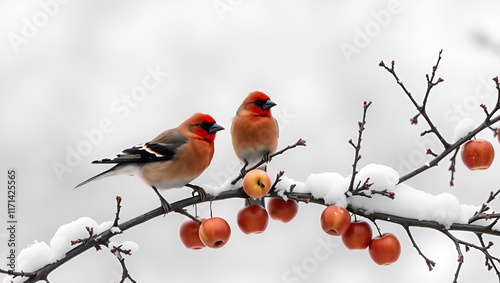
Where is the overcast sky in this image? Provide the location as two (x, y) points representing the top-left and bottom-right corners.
(2, 1), (500, 282)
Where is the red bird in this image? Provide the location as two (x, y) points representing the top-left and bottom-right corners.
(75, 113), (224, 212)
(231, 91), (279, 173)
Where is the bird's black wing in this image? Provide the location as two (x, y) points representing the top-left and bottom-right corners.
(92, 130), (188, 164)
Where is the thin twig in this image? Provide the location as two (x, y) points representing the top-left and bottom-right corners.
(270, 171), (285, 192)
(448, 148), (460, 186)
(231, 139), (306, 185)
(380, 50), (449, 149)
(113, 196), (122, 227)
(403, 225), (436, 271)
(477, 233), (500, 276)
(441, 229), (464, 282)
(175, 208), (202, 225)
(469, 189), (500, 224)
(347, 101), (371, 192)
(110, 246), (136, 283)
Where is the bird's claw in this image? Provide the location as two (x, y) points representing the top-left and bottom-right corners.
(239, 161), (249, 179)
(160, 200), (171, 216)
(263, 152), (272, 163)
(187, 184), (207, 202)
(239, 167), (247, 178)
(151, 186), (171, 216)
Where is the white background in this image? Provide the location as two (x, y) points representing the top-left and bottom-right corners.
(2, 0), (500, 282)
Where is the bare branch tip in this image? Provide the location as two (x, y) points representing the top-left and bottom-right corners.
(277, 171), (285, 178)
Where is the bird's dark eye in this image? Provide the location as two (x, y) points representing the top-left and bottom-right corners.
(253, 100), (267, 107)
(198, 122), (214, 131)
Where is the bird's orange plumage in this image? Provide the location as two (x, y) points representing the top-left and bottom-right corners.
(231, 91), (279, 167)
(141, 113), (219, 188)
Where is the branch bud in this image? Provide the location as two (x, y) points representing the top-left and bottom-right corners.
(86, 227), (93, 235)
(298, 139), (307, 147)
(277, 171), (285, 179)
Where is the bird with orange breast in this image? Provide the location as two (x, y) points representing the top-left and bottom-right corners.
(75, 113), (224, 213)
(231, 91), (279, 205)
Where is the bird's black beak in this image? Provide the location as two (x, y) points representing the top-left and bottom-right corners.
(208, 123), (225, 134)
(262, 99), (277, 110)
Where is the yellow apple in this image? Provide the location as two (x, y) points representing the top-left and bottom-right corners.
(243, 169), (272, 198)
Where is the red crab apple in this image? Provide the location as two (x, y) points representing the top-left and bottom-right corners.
(179, 218), (206, 250)
(237, 204), (269, 234)
(369, 233), (401, 265)
(267, 197), (299, 223)
(320, 205), (351, 236)
(243, 169), (272, 198)
(198, 217), (231, 249)
(461, 139), (495, 170)
(341, 220), (373, 250)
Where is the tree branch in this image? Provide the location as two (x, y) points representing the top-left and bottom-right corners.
(347, 101), (371, 192)
(379, 51), (449, 149)
(397, 114), (500, 184)
(231, 139), (306, 185)
(380, 53), (500, 184)
(110, 245), (136, 283)
(7, 187), (500, 283)
(6, 56), (500, 283)
(403, 225), (436, 271)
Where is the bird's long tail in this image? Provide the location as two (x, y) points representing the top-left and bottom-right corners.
(74, 164), (131, 189)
